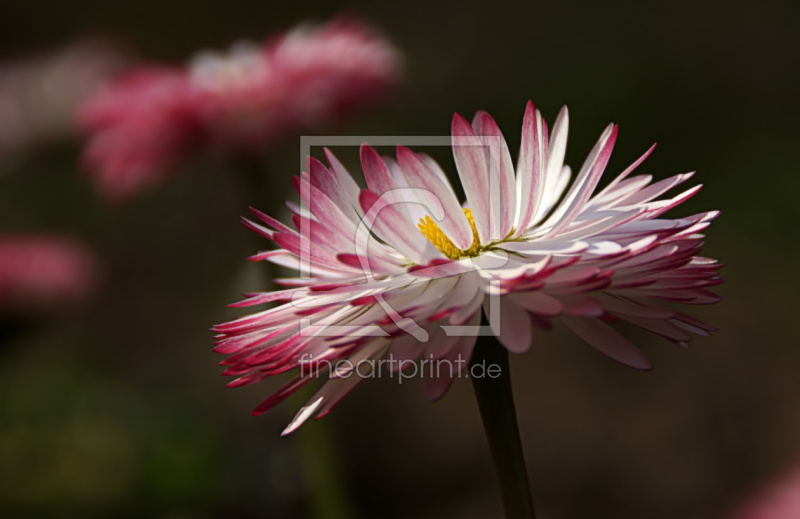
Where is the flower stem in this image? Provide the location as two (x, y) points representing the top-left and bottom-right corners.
(470, 324), (536, 519)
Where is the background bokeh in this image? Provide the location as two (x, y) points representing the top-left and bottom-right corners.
(1, 0), (798, 517)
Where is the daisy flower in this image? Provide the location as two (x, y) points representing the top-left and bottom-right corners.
(213, 101), (722, 435)
(79, 17), (403, 200)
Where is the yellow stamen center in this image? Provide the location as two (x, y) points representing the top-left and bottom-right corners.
(418, 208), (483, 260)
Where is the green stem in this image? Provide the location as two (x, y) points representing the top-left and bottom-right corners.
(470, 322), (535, 519)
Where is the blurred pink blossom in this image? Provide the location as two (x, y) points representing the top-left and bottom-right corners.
(0, 40), (128, 156)
(733, 464), (800, 519)
(0, 236), (98, 312)
(80, 18), (404, 200)
(80, 68), (201, 199)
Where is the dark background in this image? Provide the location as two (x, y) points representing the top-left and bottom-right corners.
(0, 0), (798, 517)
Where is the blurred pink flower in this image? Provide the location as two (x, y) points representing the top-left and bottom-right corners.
(80, 68), (201, 200)
(212, 101), (722, 435)
(0, 236), (97, 312)
(0, 40), (128, 156)
(80, 18), (403, 200)
(734, 465), (800, 519)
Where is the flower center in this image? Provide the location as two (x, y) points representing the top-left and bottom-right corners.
(418, 208), (483, 260)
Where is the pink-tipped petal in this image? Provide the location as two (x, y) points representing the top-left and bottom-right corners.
(479, 112), (517, 239)
(563, 316), (652, 370)
(484, 298), (533, 354)
(451, 113), (492, 243)
(395, 145), (473, 250)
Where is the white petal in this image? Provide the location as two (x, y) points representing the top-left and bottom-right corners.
(509, 291), (563, 316)
(479, 112), (517, 239)
(500, 239), (589, 255)
(533, 105), (569, 223)
(484, 298), (532, 353)
(396, 145), (474, 250)
(562, 316), (652, 370)
(539, 124), (618, 235)
(452, 113), (492, 243)
(515, 103), (545, 232)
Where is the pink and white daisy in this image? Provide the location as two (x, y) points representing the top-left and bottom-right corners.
(79, 18), (403, 200)
(0, 236), (97, 312)
(213, 101), (722, 435)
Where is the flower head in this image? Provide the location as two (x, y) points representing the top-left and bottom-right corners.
(0, 236), (98, 312)
(79, 18), (403, 200)
(213, 101), (722, 435)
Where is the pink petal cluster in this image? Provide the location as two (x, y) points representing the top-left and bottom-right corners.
(734, 464), (800, 519)
(80, 18), (403, 200)
(213, 101), (722, 434)
(80, 68), (201, 200)
(0, 236), (97, 312)
(0, 40), (127, 155)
